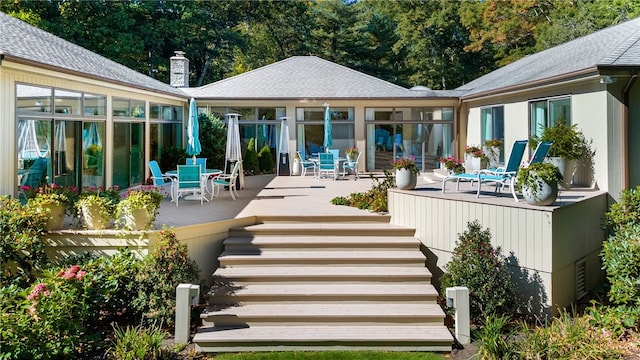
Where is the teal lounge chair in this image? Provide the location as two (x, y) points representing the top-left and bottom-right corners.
(442, 140), (528, 201)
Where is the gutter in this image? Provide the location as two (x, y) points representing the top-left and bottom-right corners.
(621, 73), (638, 189)
(460, 68), (600, 102)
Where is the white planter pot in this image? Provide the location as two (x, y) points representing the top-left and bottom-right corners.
(521, 173), (558, 206)
(81, 204), (111, 230)
(292, 159), (301, 176)
(45, 203), (66, 231)
(484, 146), (500, 168)
(549, 157), (575, 189)
(395, 169), (417, 190)
(122, 208), (154, 230)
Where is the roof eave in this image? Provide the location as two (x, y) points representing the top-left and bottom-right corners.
(4, 55), (188, 99)
(460, 67), (600, 101)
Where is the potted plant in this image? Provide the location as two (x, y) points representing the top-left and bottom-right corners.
(116, 186), (163, 230)
(292, 152), (301, 175)
(75, 186), (121, 230)
(483, 139), (503, 168)
(530, 120), (592, 188)
(345, 147), (359, 161)
(439, 156), (465, 174)
(393, 157), (419, 190)
(22, 183), (78, 230)
(464, 145), (488, 171)
(516, 162), (563, 205)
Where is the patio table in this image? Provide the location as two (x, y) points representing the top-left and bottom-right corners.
(164, 168), (222, 201)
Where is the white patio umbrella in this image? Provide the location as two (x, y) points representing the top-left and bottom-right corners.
(277, 117), (290, 176)
(225, 113), (244, 189)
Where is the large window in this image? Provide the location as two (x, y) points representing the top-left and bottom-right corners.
(296, 107), (354, 158)
(530, 97), (571, 137)
(365, 107), (454, 171)
(481, 106), (505, 162)
(149, 102), (184, 172)
(16, 84), (107, 192)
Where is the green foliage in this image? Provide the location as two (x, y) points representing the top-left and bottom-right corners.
(132, 227), (200, 326)
(440, 221), (516, 322)
(243, 138), (259, 175)
(516, 308), (623, 359)
(198, 113), (227, 170)
(603, 186), (640, 233)
(531, 120), (592, 160)
(0, 196), (49, 287)
(116, 187), (164, 230)
(158, 146), (187, 174)
(258, 144), (274, 174)
(476, 314), (517, 360)
(0, 265), (92, 359)
(587, 302), (640, 338)
(330, 170), (395, 213)
(600, 223), (640, 307)
(109, 322), (169, 360)
(516, 162), (563, 195)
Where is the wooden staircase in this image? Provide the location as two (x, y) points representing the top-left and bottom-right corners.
(192, 215), (453, 353)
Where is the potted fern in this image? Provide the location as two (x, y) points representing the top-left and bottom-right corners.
(517, 162), (563, 205)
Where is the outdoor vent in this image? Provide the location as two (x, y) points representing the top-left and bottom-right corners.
(575, 258), (588, 300)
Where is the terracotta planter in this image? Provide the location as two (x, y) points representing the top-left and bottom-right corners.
(81, 203), (111, 230)
(521, 173), (558, 206)
(395, 168), (417, 190)
(45, 204), (66, 231)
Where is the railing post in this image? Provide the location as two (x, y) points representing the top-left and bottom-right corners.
(446, 286), (470, 345)
(175, 283), (200, 344)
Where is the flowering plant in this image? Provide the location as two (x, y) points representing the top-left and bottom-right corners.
(345, 147), (359, 158)
(484, 139), (503, 147)
(440, 156), (465, 173)
(22, 183), (78, 213)
(392, 157), (420, 175)
(465, 145), (486, 159)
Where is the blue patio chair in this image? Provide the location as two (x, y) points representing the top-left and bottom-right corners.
(442, 140), (528, 201)
(186, 157), (207, 173)
(527, 141), (553, 165)
(148, 160), (174, 200)
(297, 150), (316, 177)
(317, 152), (337, 180)
(341, 151), (362, 180)
(329, 149), (339, 159)
(174, 165), (205, 206)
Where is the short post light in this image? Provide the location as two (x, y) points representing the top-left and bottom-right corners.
(175, 283), (200, 344)
(446, 286), (470, 345)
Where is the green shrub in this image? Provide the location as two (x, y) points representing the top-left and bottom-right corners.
(1, 196), (49, 288)
(243, 138), (259, 175)
(109, 322), (169, 360)
(258, 144), (274, 174)
(0, 265), (92, 359)
(330, 170), (395, 213)
(600, 223), (640, 307)
(198, 113), (227, 170)
(132, 227), (200, 326)
(440, 221), (516, 322)
(587, 302), (640, 338)
(603, 186), (640, 233)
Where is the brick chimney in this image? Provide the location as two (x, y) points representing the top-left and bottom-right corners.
(170, 51), (189, 88)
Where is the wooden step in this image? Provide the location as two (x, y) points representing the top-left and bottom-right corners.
(218, 249), (426, 267)
(201, 303), (445, 326)
(208, 283), (438, 304)
(255, 215), (392, 223)
(229, 223), (416, 237)
(193, 325), (453, 352)
(213, 266), (432, 283)
(223, 236), (421, 251)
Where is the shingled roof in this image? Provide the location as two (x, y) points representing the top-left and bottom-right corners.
(0, 12), (186, 98)
(183, 56), (463, 100)
(458, 16), (640, 99)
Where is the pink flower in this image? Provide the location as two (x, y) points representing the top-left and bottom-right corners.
(75, 270), (87, 280)
(68, 265), (81, 274)
(27, 283), (48, 300)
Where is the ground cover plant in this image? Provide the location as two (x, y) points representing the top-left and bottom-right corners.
(330, 170), (395, 212)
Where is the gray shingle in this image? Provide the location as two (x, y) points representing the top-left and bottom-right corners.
(184, 56), (459, 99)
(0, 12), (187, 98)
(458, 16), (640, 97)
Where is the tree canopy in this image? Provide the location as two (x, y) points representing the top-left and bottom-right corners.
(2, 0), (638, 89)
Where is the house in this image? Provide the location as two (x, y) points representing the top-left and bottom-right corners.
(2, 11), (639, 315)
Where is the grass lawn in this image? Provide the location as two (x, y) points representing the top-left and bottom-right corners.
(206, 351), (445, 359)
